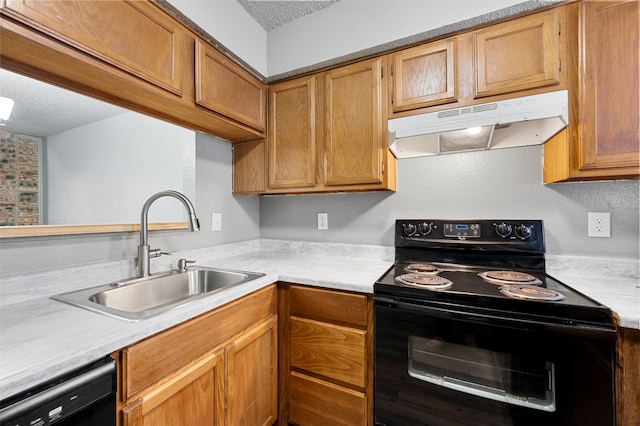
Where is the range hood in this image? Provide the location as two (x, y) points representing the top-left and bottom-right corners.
(388, 90), (568, 159)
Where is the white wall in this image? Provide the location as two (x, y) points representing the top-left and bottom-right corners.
(168, 0), (268, 75)
(1, 134), (260, 276)
(46, 112), (192, 224)
(260, 146), (640, 259)
(267, 0), (526, 75)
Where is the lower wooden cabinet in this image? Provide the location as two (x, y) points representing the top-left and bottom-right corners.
(114, 285), (277, 426)
(121, 349), (225, 426)
(227, 317), (278, 426)
(616, 327), (640, 426)
(278, 283), (373, 426)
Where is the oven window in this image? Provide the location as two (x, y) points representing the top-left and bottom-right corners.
(407, 335), (555, 412)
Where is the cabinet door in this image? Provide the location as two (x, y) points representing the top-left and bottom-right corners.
(268, 76), (317, 189)
(578, 0), (639, 172)
(474, 8), (561, 97)
(196, 39), (266, 132)
(323, 57), (386, 186)
(226, 316), (278, 426)
(3, 0), (184, 95)
(391, 39), (457, 112)
(122, 349), (224, 426)
(233, 139), (266, 194)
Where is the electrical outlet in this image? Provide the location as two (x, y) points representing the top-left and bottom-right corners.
(211, 212), (222, 231)
(588, 212), (610, 237)
(317, 212), (328, 230)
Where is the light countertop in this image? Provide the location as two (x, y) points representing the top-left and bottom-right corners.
(0, 242), (637, 402)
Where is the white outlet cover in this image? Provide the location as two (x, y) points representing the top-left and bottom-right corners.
(588, 212), (611, 237)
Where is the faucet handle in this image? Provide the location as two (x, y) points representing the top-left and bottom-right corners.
(177, 258), (196, 271)
(149, 248), (171, 258)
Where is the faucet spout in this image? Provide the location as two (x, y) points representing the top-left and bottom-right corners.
(138, 190), (200, 277)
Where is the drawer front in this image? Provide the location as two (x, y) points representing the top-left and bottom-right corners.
(122, 285), (276, 400)
(291, 316), (366, 388)
(290, 285), (368, 327)
(290, 371), (366, 426)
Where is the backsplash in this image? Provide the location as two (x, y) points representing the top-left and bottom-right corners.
(1, 238), (636, 307)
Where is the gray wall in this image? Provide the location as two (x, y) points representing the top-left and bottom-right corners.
(0, 133), (260, 277)
(260, 145), (639, 259)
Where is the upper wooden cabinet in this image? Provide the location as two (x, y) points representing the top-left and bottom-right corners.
(1, 0), (266, 142)
(323, 58), (389, 187)
(474, 8), (562, 98)
(390, 39), (457, 113)
(262, 57), (396, 194)
(196, 39), (266, 132)
(3, 0), (185, 95)
(268, 75), (318, 190)
(544, 0), (639, 182)
(232, 139), (267, 194)
(389, 7), (566, 117)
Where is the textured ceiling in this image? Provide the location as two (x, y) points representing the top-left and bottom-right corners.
(237, 0), (340, 31)
(0, 69), (126, 137)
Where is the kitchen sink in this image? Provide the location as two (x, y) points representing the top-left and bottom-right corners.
(52, 266), (265, 321)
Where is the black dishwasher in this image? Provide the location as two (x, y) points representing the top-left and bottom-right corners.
(0, 356), (116, 426)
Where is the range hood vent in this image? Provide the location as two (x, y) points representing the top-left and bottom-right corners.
(388, 90), (568, 159)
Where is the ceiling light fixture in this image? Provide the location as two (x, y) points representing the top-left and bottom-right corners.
(0, 96), (15, 121)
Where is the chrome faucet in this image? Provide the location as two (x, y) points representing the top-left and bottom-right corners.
(138, 190), (200, 278)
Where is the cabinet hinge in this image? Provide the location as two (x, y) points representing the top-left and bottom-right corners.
(391, 64), (394, 76)
(558, 22), (561, 35)
(558, 58), (562, 72)
(381, 66), (384, 79)
(381, 162), (385, 174)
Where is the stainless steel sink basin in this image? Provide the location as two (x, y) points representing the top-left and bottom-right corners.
(52, 266), (265, 321)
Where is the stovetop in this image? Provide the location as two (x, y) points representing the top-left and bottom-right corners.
(374, 219), (615, 329)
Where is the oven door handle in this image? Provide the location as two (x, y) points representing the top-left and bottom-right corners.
(375, 296), (617, 338)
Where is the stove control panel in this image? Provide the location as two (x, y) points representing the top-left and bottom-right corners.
(444, 222), (480, 238)
(396, 219), (545, 253)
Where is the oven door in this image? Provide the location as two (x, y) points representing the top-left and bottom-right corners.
(374, 296), (615, 426)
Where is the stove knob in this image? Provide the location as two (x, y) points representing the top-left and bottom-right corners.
(515, 224), (533, 239)
(418, 222), (432, 235)
(495, 222), (512, 237)
(403, 223), (417, 236)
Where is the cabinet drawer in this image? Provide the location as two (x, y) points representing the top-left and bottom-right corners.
(4, 0), (185, 95)
(121, 285), (276, 400)
(291, 316), (366, 388)
(290, 371), (366, 426)
(290, 285), (368, 327)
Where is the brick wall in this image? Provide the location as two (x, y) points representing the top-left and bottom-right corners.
(0, 130), (41, 226)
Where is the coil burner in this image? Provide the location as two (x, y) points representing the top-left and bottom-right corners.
(478, 271), (542, 286)
(395, 273), (453, 290)
(404, 263), (440, 274)
(499, 284), (565, 301)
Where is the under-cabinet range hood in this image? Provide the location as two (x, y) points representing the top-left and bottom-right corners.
(388, 90), (568, 159)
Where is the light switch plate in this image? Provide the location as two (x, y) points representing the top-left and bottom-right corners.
(317, 212), (328, 230)
(211, 212), (222, 231)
